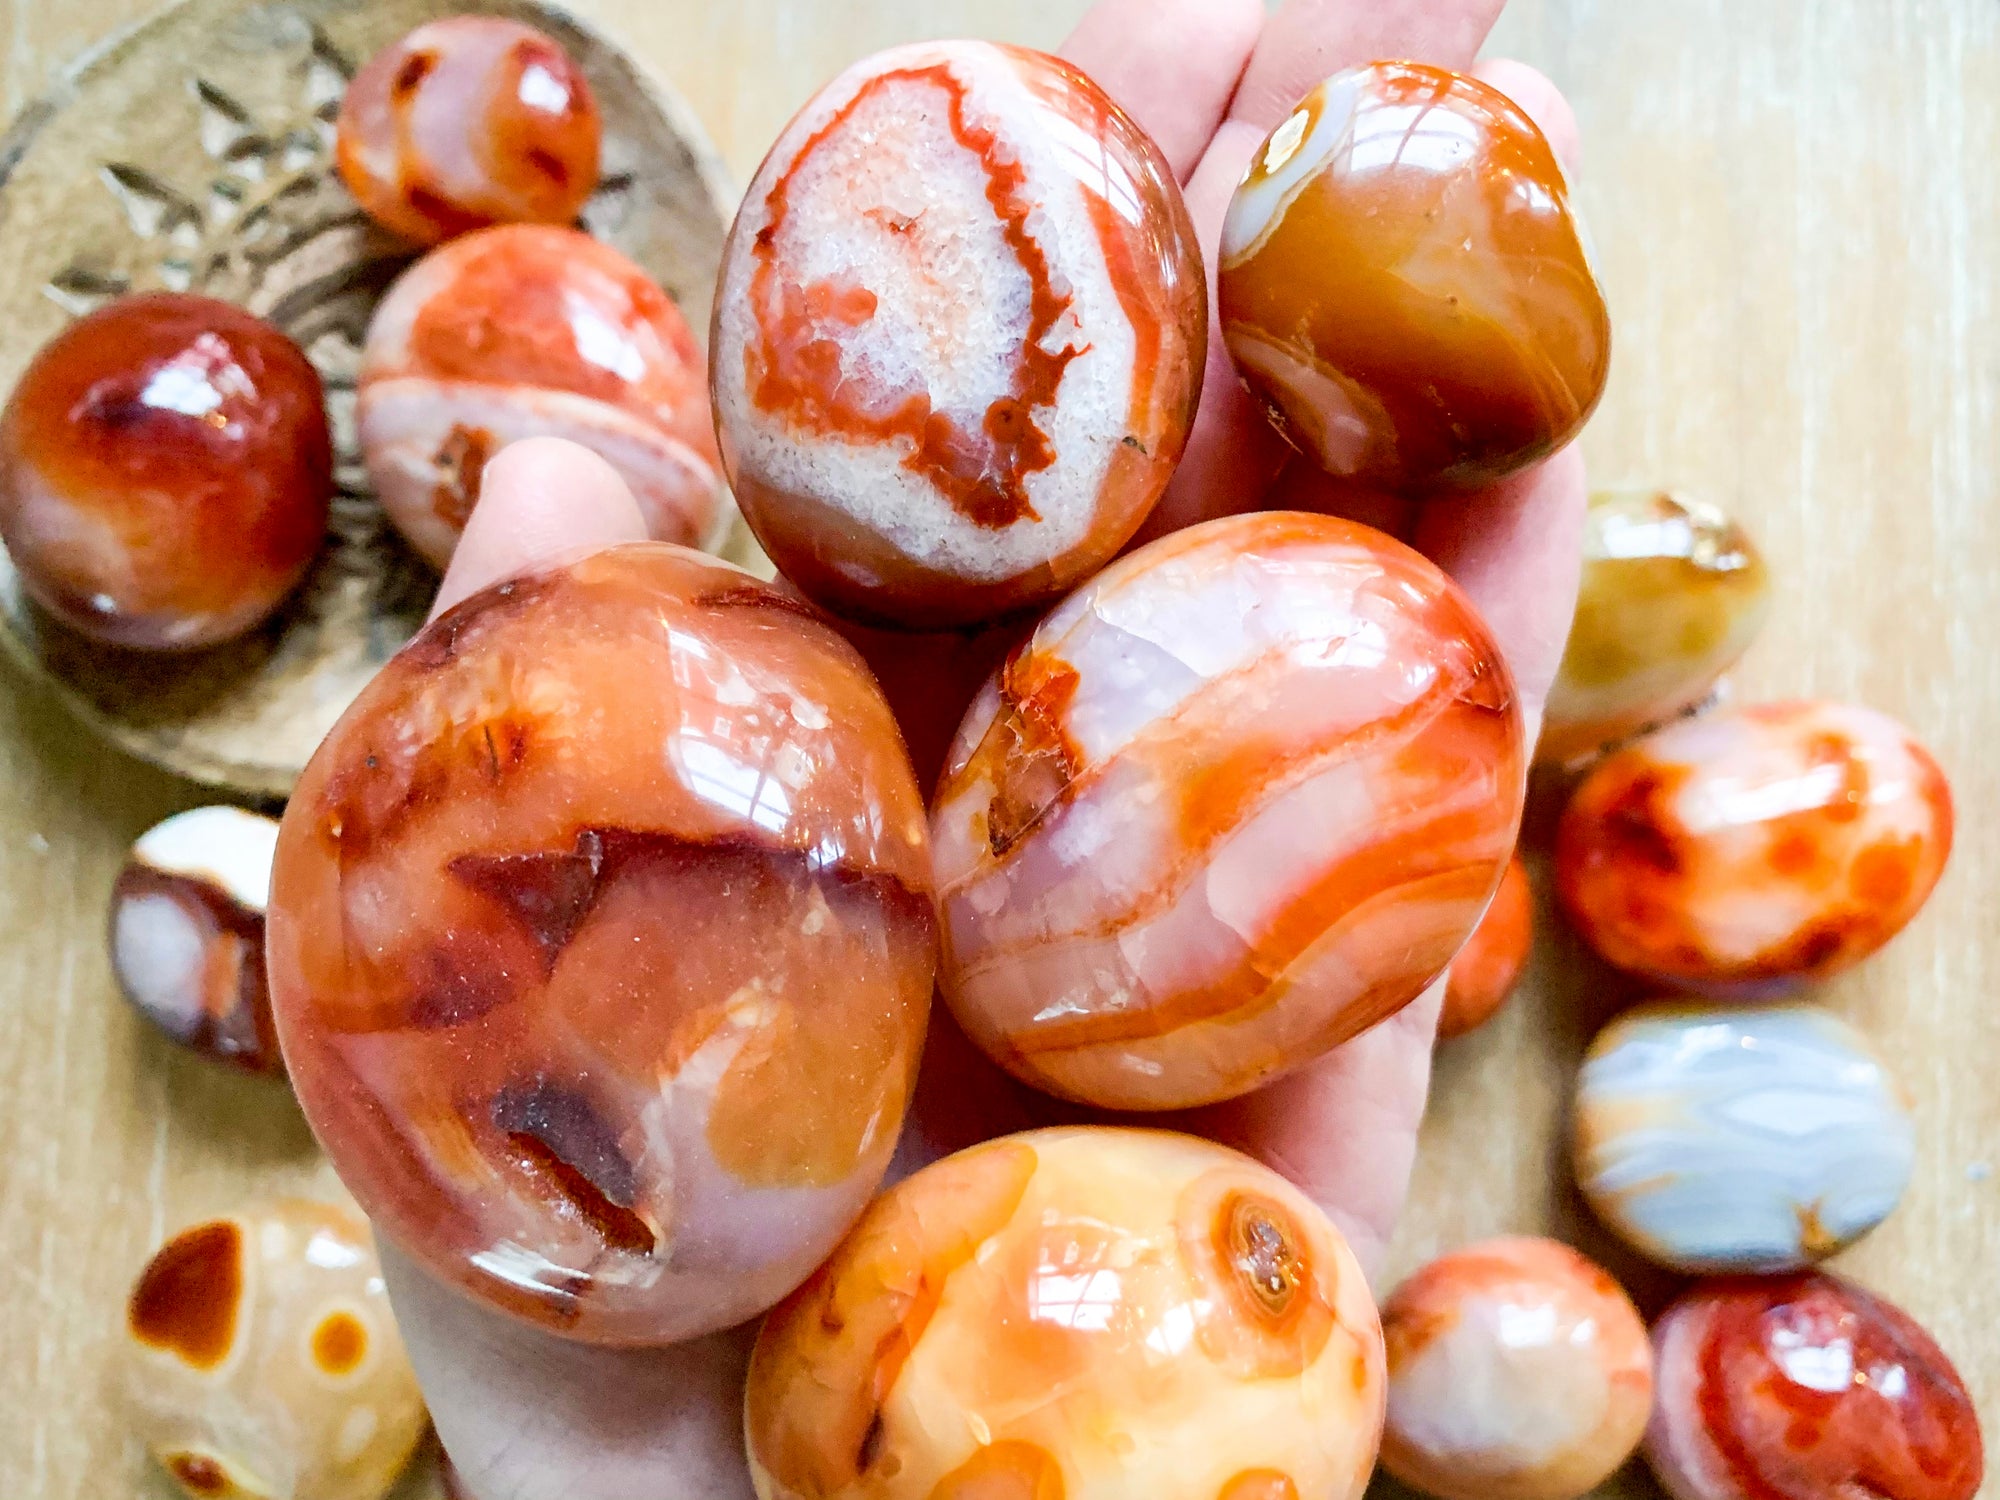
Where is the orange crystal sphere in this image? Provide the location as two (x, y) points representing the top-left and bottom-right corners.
(711, 40), (1206, 629)
(359, 224), (720, 568)
(932, 513), (1527, 1110)
(747, 1127), (1386, 1500)
(336, 17), (601, 246)
(268, 544), (936, 1344)
(1218, 63), (1609, 494)
(1555, 700), (1953, 990)
(1439, 853), (1534, 1039)
(0, 292), (330, 650)
(1379, 1237), (1653, 1500)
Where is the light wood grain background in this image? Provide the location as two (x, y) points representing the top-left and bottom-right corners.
(2, 2), (1994, 1498)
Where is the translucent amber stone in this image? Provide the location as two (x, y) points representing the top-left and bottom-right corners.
(267, 544), (935, 1343)
(711, 40), (1205, 629)
(1218, 63), (1609, 493)
(1439, 853), (1533, 1040)
(120, 1199), (426, 1500)
(1380, 1237), (1652, 1500)
(1539, 489), (1770, 766)
(335, 17), (600, 246)
(746, 1128), (1386, 1500)
(0, 292), (330, 649)
(1647, 1274), (1983, 1500)
(358, 224), (719, 568)
(932, 513), (1526, 1110)
(1555, 701), (1952, 989)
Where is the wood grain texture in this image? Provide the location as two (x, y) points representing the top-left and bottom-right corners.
(0, 2), (1992, 1498)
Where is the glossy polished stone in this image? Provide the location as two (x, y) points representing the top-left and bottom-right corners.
(712, 40), (1205, 629)
(1574, 1004), (1913, 1274)
(1218, 63), (1608, 494)
(336, 17), (601, 246)
(1647, 1274), (1984, 1500)
(110, 805), (283, 1075)
(0, 293), (330, 650)
(746, 1127), (1386, 1500)
(1380, 1237), (1653, 1500)
(932, 513), (1526, 1110)
(1540, 489), (1770, 766)
(268, 543), (936, 1344)
(359, 224), (720, 568)
(121, 1199), (425, 1500)
(1556, 701), (1953, 989)
(1440, 852), (1533, 1040)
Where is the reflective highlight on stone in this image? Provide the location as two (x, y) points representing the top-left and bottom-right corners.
(712, 40), (1205, 629)
(1218, 64), (1608, 494)
(1556, 701), (1953, 989)
(1380, 1237), (1652, 1500)
(336, 17), (601, 246)
(1646, 1274), (1983, 1500)
(359, 224), (720, 567)
(1574, 1003), (1914, 1274)
(268, 543), (936, 1343)
(932, 513), (1526, 1110)
(120, 1199), (425, 1500)
(1540, 489), (1770, 766)
(746, 1128), (1385, 1500)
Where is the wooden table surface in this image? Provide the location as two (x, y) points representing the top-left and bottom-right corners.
(3, 2), (1994, 1497)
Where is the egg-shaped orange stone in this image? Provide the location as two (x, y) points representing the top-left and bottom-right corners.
(1218, 63), (1609, 494)
(0, 292), (330, 650)
(1439, 853), (1534, 1040)
(746, 1128), (1386, 1500)
(1555, 700), (1952, 990)
(712, 40), (1205, 629)
(932, 513), (1526, 1110)
(268, 544), (936, 1344)
(1380, 1237), (1653, 1500)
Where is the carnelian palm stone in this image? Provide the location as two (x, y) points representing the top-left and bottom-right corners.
(747, 1128), (1386, 1500)
(1219, 63), (1609, 494)
(932, 512), (1527, 1110)
(268, 544), (936, 1344)
(712, 40), (1206, 630)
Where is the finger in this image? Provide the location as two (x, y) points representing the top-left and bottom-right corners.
(1060, 0), (1263, 182)
(430, 436), (649, 619)
(383, 1246), (755, 1500)
(1471, 58), (1582, 171)
(1175, 981), (1446, 1282)
(1149, 0), (1510, 539)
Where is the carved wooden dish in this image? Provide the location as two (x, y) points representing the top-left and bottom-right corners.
(0, 0), (737, 799)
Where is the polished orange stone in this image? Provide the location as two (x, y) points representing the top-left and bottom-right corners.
(1218, 63), (1609, 494)
(712, 40), (1205, 629)
(932, 512), (1527, 1110)
(267, 544), (936, 1344)
(746, 1128), (1385, 1500)
(359, 224), (720, 567)
(1646, 1274), (1983, 1500)
(1439, 853), (1534, 1039)
(0, 293), (330, 650)
(1555, 701), (1952, 989)
(1380, 1237), (1652, 1500)
(336, 17), (601, 246)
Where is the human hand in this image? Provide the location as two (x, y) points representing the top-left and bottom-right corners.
(383, 3), (1589, 1495)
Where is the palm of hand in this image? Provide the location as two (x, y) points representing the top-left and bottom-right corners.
(388, 2), (1588, 1495)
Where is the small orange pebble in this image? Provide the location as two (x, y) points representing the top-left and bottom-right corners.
(358, 224), (719, 567)
(120, 1200), (425, 1500)
(336, 17), (600, 246)
(268, 543), (935, 1345)
(746, 1128), (1386, 1500)
(1439, 854), (1533, 1039)
(1218, 64), (1608, 494)
(1555, 700), (1952, 990)
(1379, 1237), (1653, 1500)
